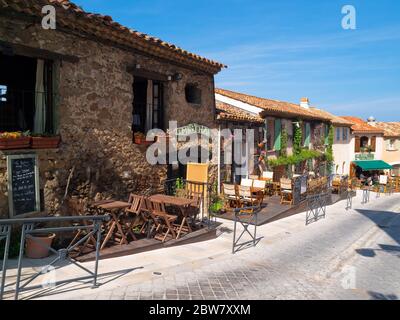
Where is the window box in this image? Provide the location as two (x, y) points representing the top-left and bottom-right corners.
(0, 133), (31, 150)
(31, 135), (61, 149)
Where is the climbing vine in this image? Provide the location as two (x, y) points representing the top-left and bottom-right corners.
(325, 124), (334, 173)
(280, 127), (288, 157)
(293, 119), (303, 155)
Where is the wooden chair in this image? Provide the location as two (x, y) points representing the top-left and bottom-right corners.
(184, 191), (202, 228)
(146, 198), (178, 242)
(261, 171), (274, 181)
(280, 178), (293, 205)
(238, 185), (261, 208)
(249, 174), (259, 180)
(120, 194), (145, 241)
(223, 183), (239, 208)
(253, 179), (267, 204)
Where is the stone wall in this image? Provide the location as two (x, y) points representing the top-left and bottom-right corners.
(0, 16), (217, 218)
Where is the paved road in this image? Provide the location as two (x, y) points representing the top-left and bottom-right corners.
(84, 193), (400, 300)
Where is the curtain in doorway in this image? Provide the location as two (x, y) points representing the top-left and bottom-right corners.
(33, 59), (46, 134)
(145, 79), (153, 132)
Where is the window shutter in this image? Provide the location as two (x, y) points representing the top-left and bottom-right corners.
(264, 120), (268, 151)
(355, 136), (361, 152)
(304, 122), (311, 147)
(324, 125), (329, 145)
(274, 119), (281, 151)
(371, 136), (376, 152)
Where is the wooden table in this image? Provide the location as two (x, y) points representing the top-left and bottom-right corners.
(148, 194), (196, 239)
(95, 200), (131, 250)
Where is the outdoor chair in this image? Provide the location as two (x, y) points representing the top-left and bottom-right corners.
(241, 178), (254, 187)
(280, 178), (293, 205)
(223, 183), (240, 208)
(252, 179), (267, 204)
(120, 194), (145, 241)
(249, 174), (259, 180)
(146, 198), (178, 242)
(184, 191), (202, 227)
(238, 185), (261, 209)
(261, 171), (274, 181)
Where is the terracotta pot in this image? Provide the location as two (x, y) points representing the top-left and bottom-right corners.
(26, 233), (56, 259)
(31, 136), (61, 149)
(0, 136), (31, 150)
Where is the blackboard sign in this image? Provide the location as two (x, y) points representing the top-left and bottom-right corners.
(7, 154), (40, 217)
(293, 175), (308, 205)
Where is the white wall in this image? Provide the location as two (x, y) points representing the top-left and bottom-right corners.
(333, 126), (353, 175)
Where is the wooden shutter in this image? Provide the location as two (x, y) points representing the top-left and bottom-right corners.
(324, 125), (329, 145)
(304, 123), (311, 147)
(355, 136), (361, 152)
(371, 136), (376, 152)
(274, 119), (281, 151)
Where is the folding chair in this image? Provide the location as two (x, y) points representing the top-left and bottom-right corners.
(241, 178), (254, 187)
(238, 185), (261, 209)
(223, 183), (239, 208)
(280, 178), (293, 205)
(252, 179), (267, 204)
(147, 198), (178, 242)
(120, 194), (145, 241)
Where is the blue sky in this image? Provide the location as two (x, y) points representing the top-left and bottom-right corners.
(75, 0), (400, 121)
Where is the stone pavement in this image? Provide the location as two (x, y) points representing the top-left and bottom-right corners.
(3, 191), (400, 300)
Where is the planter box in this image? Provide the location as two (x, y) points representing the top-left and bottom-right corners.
(0, 136), (31, 150)
(31, 136), (61, 149)
(134, 137), (153, 146)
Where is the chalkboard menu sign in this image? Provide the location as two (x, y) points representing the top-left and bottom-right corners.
(293, 174), (308, 205)
(7, 154), (40, 217)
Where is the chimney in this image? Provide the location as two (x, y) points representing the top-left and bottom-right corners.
(367, 116), (376, 123)
(300, 97), (310, 109)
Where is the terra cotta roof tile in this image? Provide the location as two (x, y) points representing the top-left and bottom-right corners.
(340, 116), (384, 134)
(216, 101), (264, 124)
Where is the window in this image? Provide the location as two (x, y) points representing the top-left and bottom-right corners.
(185, 84), (202, 104)
(336, 128), (341, 141)
(132, 77), (164, 135)
(0, 53), (55, 134)
(342, 127), (348, 141)
(387, 139), (396, 151)
(0, 85), (7, 102)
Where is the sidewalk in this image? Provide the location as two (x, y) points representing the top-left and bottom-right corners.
(2, 190), (399, 300)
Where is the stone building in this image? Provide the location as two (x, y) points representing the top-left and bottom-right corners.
(0, 0), (224, 218)
(215, 88), (336, 181)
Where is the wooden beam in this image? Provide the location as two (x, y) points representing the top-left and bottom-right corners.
(0, 40), (79, 63)
(126, 66), (172, 82)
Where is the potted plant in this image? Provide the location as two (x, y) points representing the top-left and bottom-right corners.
(0, 131), (31, 150)
(209, 197), (225, 215)
(133, 132), (153, 146)
(31, 133), (61, 149)
(25, 233), (56, 259)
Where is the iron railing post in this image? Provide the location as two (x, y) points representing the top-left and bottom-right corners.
(0, 224), (11, 300)
(92, 220), (102, 289)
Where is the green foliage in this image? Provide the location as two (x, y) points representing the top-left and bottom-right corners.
(209, 198), (224, 213)
(280, 127), (288, 157)
(267, 149), (324, 168)
(293, 120), (303, 155)
(325, 125), (334, 163)
(175, 177), (184, 190)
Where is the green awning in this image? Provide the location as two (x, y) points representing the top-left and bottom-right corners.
(353, 160), (393, 171)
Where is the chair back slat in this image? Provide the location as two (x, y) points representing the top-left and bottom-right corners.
(280, 178), (292, 190)
(241, 178), (253, 187)
(223, 184), (236, 196)
(126, 194), (144, 214)
(238, 185), (252, 198)
(253, 180), (266, 189)
(262, 171), (274, 180)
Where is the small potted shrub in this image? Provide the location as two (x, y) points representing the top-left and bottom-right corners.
(0, 131), (31, 150)
(209, 197), (225, 215)
(31, 133), (61, 149)
(26, 233), (56, 259)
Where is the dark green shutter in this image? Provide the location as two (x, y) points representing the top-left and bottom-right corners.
(274, 119), (281, 151)
(324, 125), (329, 145)
(304, 122), (310, 147)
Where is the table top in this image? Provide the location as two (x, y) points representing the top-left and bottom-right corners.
(96, 200), (131, 210)
(149, 194), (195, 207)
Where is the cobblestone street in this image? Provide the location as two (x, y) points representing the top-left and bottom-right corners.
(76, 192), (400, 301)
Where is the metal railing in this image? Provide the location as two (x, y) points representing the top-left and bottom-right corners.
(0, 215), (109, 300)
(305, 192), (330, 225)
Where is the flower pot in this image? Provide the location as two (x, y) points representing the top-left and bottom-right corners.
(31, 136), (61, 149)
(134, 136), (153, 146)
(26, 233), (56, 259)
(0, 136), (31, 150)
